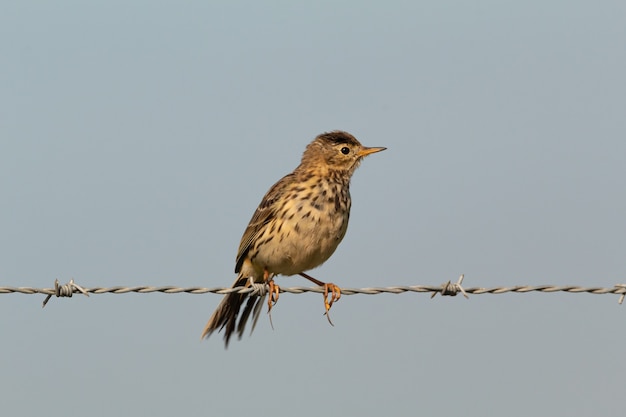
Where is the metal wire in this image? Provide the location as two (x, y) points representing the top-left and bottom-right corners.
(1, 276), (625, 306)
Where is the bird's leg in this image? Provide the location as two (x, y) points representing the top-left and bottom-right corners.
(298, 272), (341, 326)
(265, 268), (280, 313)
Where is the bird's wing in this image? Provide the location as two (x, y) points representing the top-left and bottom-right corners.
(235, 172), (295, 273)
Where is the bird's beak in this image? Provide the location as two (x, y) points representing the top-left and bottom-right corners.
(358, 146), (387, 157)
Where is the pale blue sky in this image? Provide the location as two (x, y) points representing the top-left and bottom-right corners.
(2, 2), (625, 416)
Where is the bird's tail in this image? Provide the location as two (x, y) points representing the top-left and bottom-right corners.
(201, 274), (266, 348)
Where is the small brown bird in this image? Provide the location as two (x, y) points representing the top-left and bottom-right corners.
(201, 130), (385, 347)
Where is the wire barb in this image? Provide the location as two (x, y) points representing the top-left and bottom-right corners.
(42, 279), (89, 308)
(616, 284), (626, 305)
(431, 274), (469, 299)
(248, 280), (267, 297)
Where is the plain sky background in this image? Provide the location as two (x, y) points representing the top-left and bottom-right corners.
(2, 1), (625, 416)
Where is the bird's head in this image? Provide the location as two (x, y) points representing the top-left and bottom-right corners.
(300, 131), (386, 176)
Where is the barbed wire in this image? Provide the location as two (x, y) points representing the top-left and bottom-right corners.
(1, 275), (625, 307)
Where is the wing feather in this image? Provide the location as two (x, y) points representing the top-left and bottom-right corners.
(234, 172), (295, 273)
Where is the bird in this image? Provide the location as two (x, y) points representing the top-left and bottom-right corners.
(201, 130), (386, 347)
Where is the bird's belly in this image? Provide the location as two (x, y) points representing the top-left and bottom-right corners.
(252, 206), (348, 276)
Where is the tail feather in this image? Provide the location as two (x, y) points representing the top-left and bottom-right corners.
(236, 292), (265, 339)
(201, 275), (264, 348)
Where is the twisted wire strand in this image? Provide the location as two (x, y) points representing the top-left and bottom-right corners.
(1, 283), (625, 298)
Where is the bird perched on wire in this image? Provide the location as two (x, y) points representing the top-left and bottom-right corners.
(201, 130), (386, 347)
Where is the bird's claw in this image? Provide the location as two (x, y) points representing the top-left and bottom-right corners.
(323, 283), (341, 326)
(267, 279), (280, 313)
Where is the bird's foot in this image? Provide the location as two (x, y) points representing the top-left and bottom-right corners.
(267, 278), (280, 313)
(322, 283), (341, 326)
(298, 272), (341, 326)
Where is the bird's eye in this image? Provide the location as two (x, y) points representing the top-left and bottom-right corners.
(340, 147), (350, 155)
